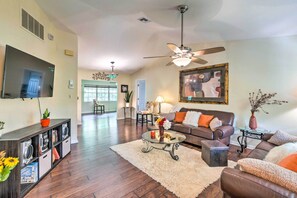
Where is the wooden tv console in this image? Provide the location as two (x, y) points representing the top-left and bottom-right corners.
(0, 119), (71, 197)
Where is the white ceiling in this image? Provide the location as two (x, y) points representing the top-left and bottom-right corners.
(35, 0), (297, 74)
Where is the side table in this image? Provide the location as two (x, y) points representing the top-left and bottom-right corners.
(122, 107), (134, 119)
(136, 112), (154, 126)
(237, 128), (268, 153)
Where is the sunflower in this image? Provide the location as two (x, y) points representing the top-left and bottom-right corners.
(0, 151), (5, 160)
(0, 165), (3, 173)
(3, 157), (19, 168)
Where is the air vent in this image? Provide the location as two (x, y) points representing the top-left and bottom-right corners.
(138, 17), (151, 23)
(22, 9), (44, 40)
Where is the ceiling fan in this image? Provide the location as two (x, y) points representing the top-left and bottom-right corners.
(143, 5), (225, 67)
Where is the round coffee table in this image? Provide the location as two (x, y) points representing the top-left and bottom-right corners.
(141, 130), (186, 160)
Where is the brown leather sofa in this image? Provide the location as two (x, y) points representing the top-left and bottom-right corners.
(162, 108), (235, 146)
(220, 134), (297, 198)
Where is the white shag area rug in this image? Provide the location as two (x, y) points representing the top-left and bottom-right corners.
(110, 140), (237, 198)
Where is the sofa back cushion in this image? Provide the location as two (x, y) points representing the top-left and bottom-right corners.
(179, 108), (234, 126)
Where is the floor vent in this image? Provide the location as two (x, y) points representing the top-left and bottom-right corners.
(21, 9), (44, 40)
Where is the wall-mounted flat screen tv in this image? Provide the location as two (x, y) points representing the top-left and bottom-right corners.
(1, 45), (55, 98)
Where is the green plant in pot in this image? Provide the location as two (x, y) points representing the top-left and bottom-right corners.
(124, 91), (133, 107)
(40, 108), (50, 127)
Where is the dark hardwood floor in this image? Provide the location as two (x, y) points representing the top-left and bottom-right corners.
(26, 113), (251, 198)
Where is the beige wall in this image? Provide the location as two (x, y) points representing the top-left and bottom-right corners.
(77, 68), (132, 123)
(0, 0), (78, 143)
(131, 35), (297, 134)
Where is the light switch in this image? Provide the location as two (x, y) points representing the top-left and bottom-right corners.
(68, 80), (74, 89)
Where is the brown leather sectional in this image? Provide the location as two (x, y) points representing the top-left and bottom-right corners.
(164, 108), (235, 146)
(220, 133), (297, 198)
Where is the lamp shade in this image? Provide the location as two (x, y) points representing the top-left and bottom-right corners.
(155, 96), (164, 103)
(172, 57), (191, 67)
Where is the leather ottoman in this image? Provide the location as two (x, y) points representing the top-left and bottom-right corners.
(201, 140), (229, 167)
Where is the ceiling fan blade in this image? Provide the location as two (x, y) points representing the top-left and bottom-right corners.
(167, 43), (182, 54)
(191, 57), (208, 65)
(193, 47), (225, 56)
(165, 61), (174, 66)
(143, 55), (169, 59)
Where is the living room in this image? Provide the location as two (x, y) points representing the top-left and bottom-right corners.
(0, 0), (297, 198)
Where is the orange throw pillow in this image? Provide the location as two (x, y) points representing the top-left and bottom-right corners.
(174, 112), (187, 123)
(198, 114), (214, 128)
(278, 153), (297, 172)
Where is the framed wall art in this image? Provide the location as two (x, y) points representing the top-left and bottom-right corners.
(179, 63), (229, 104)
(121, 84), (128, 93)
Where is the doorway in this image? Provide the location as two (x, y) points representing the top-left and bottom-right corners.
(136, 80), (146, 112)
(81, 80), (118, 114)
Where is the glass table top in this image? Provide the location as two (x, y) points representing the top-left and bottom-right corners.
(142, 130), (186, 144)
(239, 127), (269, 134)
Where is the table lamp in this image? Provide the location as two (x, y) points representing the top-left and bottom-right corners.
(155, 96), (164, 114)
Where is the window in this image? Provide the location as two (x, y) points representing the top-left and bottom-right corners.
(109, 88), (117, 101)
(83, 85), (117, 102)
(83, 87), (97, 102)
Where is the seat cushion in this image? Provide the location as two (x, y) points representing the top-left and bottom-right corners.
(256, 141), (276, 152)
(191, 127), (213, 139)
(171, 124), (191, 134)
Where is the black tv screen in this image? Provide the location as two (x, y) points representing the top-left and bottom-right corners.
(1, 45), (55, 98)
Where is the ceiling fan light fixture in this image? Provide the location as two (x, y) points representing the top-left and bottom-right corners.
(172, 57), (191, 67)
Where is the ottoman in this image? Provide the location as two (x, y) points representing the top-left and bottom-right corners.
(201, 140), (229, 167)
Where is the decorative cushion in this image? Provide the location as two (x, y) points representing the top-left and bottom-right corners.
(278, 153), (297, 172)
(238, 158), (297, 193)
(174, 112), (187, 123)
(198, 114), (214, 128)
(264, 142), (297, 164)
(268, 130), (297, 146)
(209, 117), (222, 131)
(182, 111), (201, 127)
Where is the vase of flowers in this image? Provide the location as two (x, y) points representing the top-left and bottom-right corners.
(249, 111), (257, 130)
(155, 117), (171, 141)
(249, 89), (288, 129)
(0, 151), (19, 182)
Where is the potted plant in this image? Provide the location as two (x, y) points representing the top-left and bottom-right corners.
(40, 108), (50, 127)
(124, 91), (133, 107)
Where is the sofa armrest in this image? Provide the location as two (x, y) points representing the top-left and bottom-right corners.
(214, 126), (234, 139)
(221, 168), (296, 198)
(159, 112), (175, 122)
(262, 133), (274, 141)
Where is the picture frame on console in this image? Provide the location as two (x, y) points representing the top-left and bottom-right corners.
(121, 84), (128, 93)
(179, 63), (229, 104)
